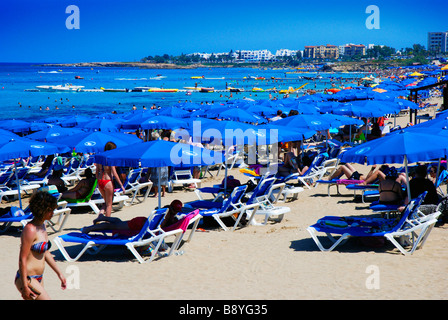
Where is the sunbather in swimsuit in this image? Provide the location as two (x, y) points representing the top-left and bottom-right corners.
(378, 168), (403, 205)
(30, 241), (51, 254)
(94, 146), (125, 217)
(98, 178), (112, 189)
(15, 240), (51, 295)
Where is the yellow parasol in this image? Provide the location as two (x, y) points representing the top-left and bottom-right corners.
(409, 72), (424, 77)
(372, 88), (387, 93)
(441, 65), (448, 71)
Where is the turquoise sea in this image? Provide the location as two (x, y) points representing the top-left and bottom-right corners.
(0, 63), (367, 121)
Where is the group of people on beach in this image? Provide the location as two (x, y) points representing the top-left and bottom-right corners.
(11, 66), (447, 299)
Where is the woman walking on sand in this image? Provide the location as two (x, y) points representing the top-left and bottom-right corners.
(15, 191), (67, 300)
(95, 141), (125, 217)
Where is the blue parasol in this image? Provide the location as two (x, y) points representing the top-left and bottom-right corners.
(0, 137), (70, 208)
(94, 140), (224, 208)
(26, 126), (84, 141)
(140, 115), (189, 130)
(53, 131), (142, 153)
(339, 129), (448, 200)
(273, 114), (333, 131)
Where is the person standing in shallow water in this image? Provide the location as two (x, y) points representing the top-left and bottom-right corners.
(15, 191), (67, 300)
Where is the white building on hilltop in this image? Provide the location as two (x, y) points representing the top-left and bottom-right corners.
(238, 49), (274, 62)
(275, 49), (298, 57)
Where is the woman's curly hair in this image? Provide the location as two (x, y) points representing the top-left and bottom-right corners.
(29, 191), (58, 220)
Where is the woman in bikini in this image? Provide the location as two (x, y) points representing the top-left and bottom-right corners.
(61, 168), (96, 200)
(95, 142), (125, 217)
(378, 167), (404, 205)
(15, 191), (66, 300)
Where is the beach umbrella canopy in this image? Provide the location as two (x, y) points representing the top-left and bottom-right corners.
(26, 126), (84, 141)
(58, 115), (91, 127)
(0, 119), (32, 133)
(94, 140), (224, 168)
(320, 113), (364, 128)
(43, 116), (61, 123)
(274, 114), (333, 131)
(82, 118), (121, 132)
(53, 131), (142, 153)
(94, 140), (225, 208)
(286, 102), (320, 115)
(157, 106), (190, 118)
(256, 124), (315, 143)
(175, 102), (201, 111)
(0, 137), (70, 208)
(242, 104), (277, 117)
(120, 110), (158, 129)
(332, 101), (396, 118)
(0, 128), (20, 138)
(217, 108), (267, 123)
(339, 130), (448, 165)
(191, 119), (259, 145)
(393, 98), (418, 110)
(29, 122), (56, 132)
(0, 137), (70, 160)
(339, 129), (448, 200)
(140, 115), (189, 130)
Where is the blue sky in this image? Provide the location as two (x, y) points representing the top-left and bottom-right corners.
(0, 0), (447, 63)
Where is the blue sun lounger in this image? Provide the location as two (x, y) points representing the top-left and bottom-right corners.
(186, 185), (252, 231)
(307, 192), (441, 255)
(0, 207), (33, 233)
(53, 209), (184, 263)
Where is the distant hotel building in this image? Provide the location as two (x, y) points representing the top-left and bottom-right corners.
(428, 31), (448, 53)
(238, 49), (275, 62)
(275, 49), (299, 57)
(343, 44), (366, 57)
(303, 44), (339, 59)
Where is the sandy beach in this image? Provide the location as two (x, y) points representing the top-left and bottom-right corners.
(1, 99), (447, 301)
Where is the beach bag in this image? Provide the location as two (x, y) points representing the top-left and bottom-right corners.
(221, 176), (241, 189)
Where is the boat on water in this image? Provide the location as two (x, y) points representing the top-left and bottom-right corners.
(199, 87), (214, 93)
(191, 76), (204, 79)
(149, 88), (178, 92)
(75, 75), (84, 79)
(35, 84), (85, 92)
(100, 87), (129, 92)
(252, 87), (265, 92)
(81, 88), (103, 92)
(227, 87), (244, 92)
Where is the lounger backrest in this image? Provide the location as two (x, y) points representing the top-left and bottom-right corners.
(123, 168), (141, 188)
(216, 185), (247, 213)
(63, 179), (98, 203)
(246, 177), (276, 204)
(392, 191), (427, 232)
(131, 209), (167, 241)
(0, 171), (13, 187)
